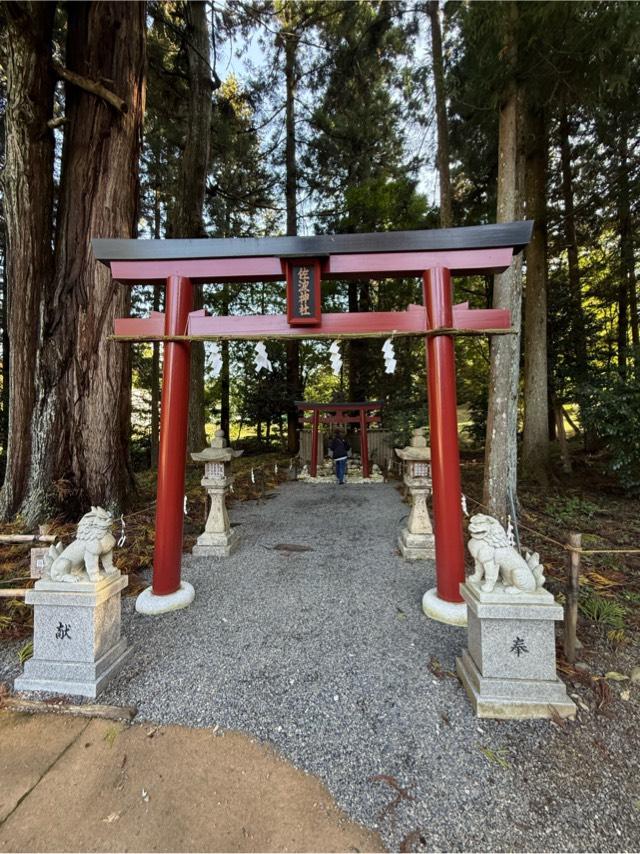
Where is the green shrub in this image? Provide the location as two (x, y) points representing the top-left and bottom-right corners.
(581, 370), (640, 494)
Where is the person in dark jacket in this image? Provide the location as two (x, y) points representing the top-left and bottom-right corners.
(328, 430), (350, 485)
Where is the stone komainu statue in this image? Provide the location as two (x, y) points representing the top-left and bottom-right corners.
(45, 506), (118, 583)
(467, 513), (545, 594)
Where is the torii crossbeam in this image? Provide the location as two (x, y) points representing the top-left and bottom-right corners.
(94, 221), (532, 621)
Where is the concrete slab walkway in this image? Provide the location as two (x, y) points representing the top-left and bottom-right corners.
(0, 711), (382, 852)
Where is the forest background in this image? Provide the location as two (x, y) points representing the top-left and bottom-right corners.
(0, 0), (639, 531)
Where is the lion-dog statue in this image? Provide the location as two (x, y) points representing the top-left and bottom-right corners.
(467, 513), (545, 594)
(45, 506), (118, 583)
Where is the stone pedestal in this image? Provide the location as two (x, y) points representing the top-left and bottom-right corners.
(396, 428), (435, 560)
(456, 580), (576, 720)
(398, 485), (435, 559)
(15, 573), (130, 698)
(192, 481), (240, 557)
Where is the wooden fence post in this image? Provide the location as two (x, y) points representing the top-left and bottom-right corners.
(564, 531), (581, 663)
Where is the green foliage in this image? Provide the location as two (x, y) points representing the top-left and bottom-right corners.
(545, 495), (601, 524)
(579, 591), (626, 629)
(18, 640), (33, 665)
(581, 370), (640, 494)
(384, 402), (428, 449)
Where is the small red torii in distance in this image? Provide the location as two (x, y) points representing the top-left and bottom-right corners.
(94, 221), (532, 619)
(295, 401), (384, 479)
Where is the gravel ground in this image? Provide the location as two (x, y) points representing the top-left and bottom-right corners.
(2, 481), (640, 852)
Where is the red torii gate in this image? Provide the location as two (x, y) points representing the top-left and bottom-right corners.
(94, 222), (532, 619)
(296, 401), (383, 478)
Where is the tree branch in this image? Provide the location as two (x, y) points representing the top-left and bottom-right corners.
(52, 61), (128, 113)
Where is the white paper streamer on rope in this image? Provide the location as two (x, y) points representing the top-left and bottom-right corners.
(506, 514), (515, 547)
(254, 341), (272, 372)
(274, 463), (278, 475)
(382, 338), (397, 374)
(329, 340), (342, 376)
(184, 495), (188, 516)
(461, 494), (469, 517)
(251, 467), (255, 484)
(229, 482), (234, 493)
(117, 514), (126, 548)
(210, 341), (223, 379)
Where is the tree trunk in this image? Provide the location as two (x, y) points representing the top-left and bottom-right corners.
(0, 2), (56, 519)
(150, 187), (162, 468)
(483, 2), (524, 524)
(284, 16), (301, 455)
(21, 1), (145, 524)
(221, 340), (230, 439)
(553, 396), (572, 474)
(166, 0), (212, 453)
(617, 128), (637, 374)
(1, 240), (8, 484)
(521, 106), (550, 484)
(150, 287), (161, 469)
(558, 106), (588, 383)
(220, 283), (230, 439)
(427, 0), (452, 228)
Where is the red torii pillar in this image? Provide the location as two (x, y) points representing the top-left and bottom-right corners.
(135, 274), (196, 614)
(421, 267), (467, 624)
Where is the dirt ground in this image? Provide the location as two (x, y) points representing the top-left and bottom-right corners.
(0, 711), (382, 853)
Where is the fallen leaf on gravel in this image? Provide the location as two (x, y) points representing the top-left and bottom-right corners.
(570, 693), (590, 712)
(478, 745), (510, 769)
(605, 671), (629, 681)
(102, 813), (120, 824)
(146, 727), (158, 737)
(272, 543), (314, 552)
(621, 689), (631, 701)
(141, 788), (149, 802)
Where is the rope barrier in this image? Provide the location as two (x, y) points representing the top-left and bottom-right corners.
(463, 493), (640, 557)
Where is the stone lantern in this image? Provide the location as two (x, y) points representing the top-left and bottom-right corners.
(191, 430), (243, 557)
(395, 427), (435, 560)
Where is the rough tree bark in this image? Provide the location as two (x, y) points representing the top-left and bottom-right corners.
(483, 2), (525, 524)
(427, 0), (453, 229)
(522, 106), (551, 484)
(166, 0), (213, 453)
(21, 1), (145, 524)
(283, 10), (301, 454)
(0, 2), (56, 520)
(1, 239), (8, 483)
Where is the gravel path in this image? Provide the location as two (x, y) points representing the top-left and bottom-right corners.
(2, 481), (640, 852)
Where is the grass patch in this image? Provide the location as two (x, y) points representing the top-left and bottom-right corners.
(579, 591), (626, 629)
(18, 640), (33, 665)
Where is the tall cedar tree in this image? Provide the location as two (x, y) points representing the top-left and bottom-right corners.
(279, 1), (302, 454)
(427, 0), (452, 229)
(21, 1), (145, 524)
(166, 1), (214, 453)
(307, 1), (418, 402)
(0, 2), (56, 519)
(482, 1), (525, 522)
(521, 105), (551, 483)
